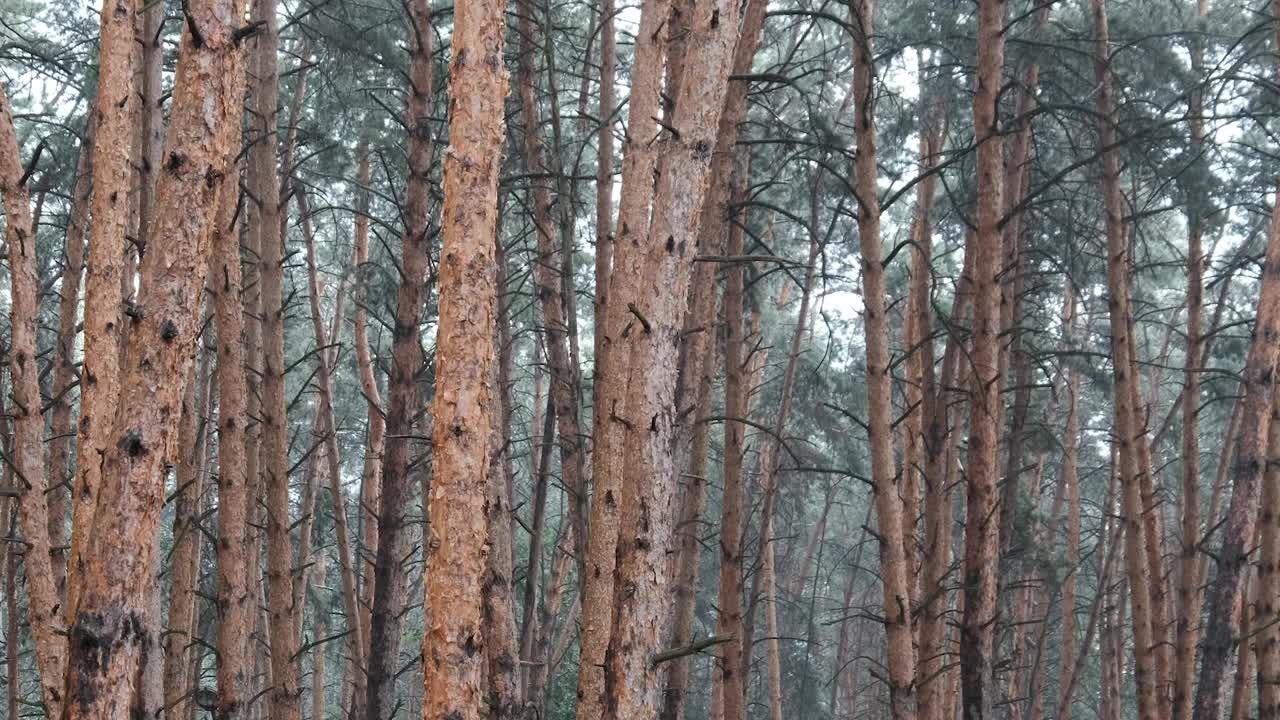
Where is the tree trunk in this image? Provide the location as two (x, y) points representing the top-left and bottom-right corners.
(366, 1), (434, 715)
(1056, 291), (1082, 717)
(213, 179), (256, 720)
(849, 2), (919, 717)
(662, 1), (766, 711)
(311, 553), (329, 720)
(1191, 166), (1280, 720)
(959, 0), (1006, 717)
(247, 2), (302, 716)
(483, 229), (521, 720)
(1174, 2), (1209, 707)
(298, 190), (369, 712)
(352, 142), (385, 680)
(601, 0), (745, 715)
(47, 128), (94, 602)
(516, 0), (589, 610)
(1092, 2), (1166, 718)
(573, 0), (669, 711)
(1233, 567), (1257, 720)
(422, 0), (507, 717)
(711, 156), (750, 720)
(165, 346), (212, 717)
(65, 0), (138, 631)
(0, 79), (70, 719)
(61, 0), (245, 711)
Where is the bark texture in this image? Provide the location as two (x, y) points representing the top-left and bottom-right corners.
(422, 0), (508, 717)
(62, 0), (245, 712)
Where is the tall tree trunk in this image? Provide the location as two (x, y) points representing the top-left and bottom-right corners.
(422, 0), (507, 717)
(959, 0), (1006, 717)
(850, 4), (919, 718)
(47, 129), (94, 600)
(1092, 2), (1166, 718)
(483, 229), (521, 720)
(1056, 291), (1082, 717)
(298, 191), (369, 712)
(247, 2), (303, 716)
(1191, 161), (1280, 720)
(165, 347), (212, 717)
(61, 0), (245, 711)
(366, 1), (434, 715)
(663, 3), (769, 715)
(65, 0), (138, 630)
(573, 0), (669, 712)
(600, 0), (745, 715)
(1174, 4), (1210, 713)
(711, 158), (750, 720)
(1256, 9), (1280, 716)
(516, 0), (588, 608)
(213, 176), (255, 720)
(0, 81), (68, 719)
(353, 142), (385, 679)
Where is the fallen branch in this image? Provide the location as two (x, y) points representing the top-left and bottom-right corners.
(650, 634), (734, 667)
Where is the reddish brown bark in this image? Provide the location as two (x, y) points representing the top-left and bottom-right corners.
(574, 0), (669, 712)
(352, 143), (385, 679)
(850, 1), (918, 717)
(62, 0), (245, 712)
(959, 1), (1006, 718)
(601, 0), (745, 715)
(66, 0), (138, 629)
(1092, 3), (1165, 718)
(0, 79), (68, 720)
(421, 0), (507, 716)
(212, 181), (255, 720)
(46, 130), (93, 600)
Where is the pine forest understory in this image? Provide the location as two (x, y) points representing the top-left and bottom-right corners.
(5, 0), (1280, 718)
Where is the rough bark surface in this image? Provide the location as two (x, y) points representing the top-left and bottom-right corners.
(61, 0), (245, 712)
(422, 0), (507, 717)
(66, 0), (138, 628)
(600, 0), (745, 716)
(0, 78), (68, 720)
(574, 0), (668, 713)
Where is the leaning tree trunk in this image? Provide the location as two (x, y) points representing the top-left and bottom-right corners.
(366, 2), (434, 716)
(0, 80), (68, 720)
(61, 0), (245, 712)
(422, 0), (507, 718)
(850, 2), (919, 717)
